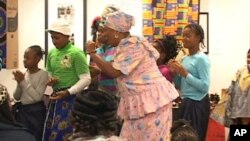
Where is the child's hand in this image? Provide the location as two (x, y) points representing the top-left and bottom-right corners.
(47, 77), (59, 86)
(12, 70), (25, 83)
(168, 60), (188, 77)
(167, 59), (178, 74)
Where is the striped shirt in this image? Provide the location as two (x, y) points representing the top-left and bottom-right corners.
(96, 44), (117, 93)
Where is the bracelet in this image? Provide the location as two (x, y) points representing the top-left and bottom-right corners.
(86, 50), (96, 54)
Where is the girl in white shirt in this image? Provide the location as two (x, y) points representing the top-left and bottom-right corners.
(13, 45), (48, 141)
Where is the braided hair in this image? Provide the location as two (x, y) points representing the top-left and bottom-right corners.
(155, 35), (181, 63)
(170, 119), (198, 141)
(185, 23), (205, 48)
(71, 90), (119, 136)
(28, 45), (44, 60)
(91, 16), (101, 42)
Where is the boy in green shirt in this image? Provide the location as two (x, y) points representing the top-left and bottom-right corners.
(43, 18), (90, 141)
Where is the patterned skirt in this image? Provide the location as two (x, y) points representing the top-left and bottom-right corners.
(42, 95), (75, 141)
(120, 103), (172, 141)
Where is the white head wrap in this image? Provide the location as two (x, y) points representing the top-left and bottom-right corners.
(104, 11), (135, 33)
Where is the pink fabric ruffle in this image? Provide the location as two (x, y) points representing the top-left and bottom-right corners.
(117, 80), (179, 120)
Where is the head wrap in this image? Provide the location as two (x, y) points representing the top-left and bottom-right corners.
(46, 18), (72, 36)
(0, 84), (8, 105)
(104, 11), (135, 32)
(101, 4), (120, 19)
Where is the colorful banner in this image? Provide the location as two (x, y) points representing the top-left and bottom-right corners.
(142, 0), (199, 42)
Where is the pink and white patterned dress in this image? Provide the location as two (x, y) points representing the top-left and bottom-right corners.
(112, 36), (179, 141)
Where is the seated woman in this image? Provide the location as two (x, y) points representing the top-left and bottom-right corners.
(67, 90), (125, 141)
(0, 84), (36, 141)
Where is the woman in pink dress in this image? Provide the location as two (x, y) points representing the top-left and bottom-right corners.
(85, 11), (179, 141)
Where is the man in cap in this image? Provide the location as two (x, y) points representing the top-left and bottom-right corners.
(43, 18), (91, 141)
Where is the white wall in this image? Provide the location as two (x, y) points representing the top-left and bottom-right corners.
(200, 0), (209, 12)
(0, 0), (250, 96)
(208, 0), (250, 94)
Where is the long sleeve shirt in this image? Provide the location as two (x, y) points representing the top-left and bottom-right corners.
(174, 52), (210, 101)
(13, 69), (48, 105)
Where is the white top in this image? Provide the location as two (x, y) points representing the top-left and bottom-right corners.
(13, 69), (49, 105)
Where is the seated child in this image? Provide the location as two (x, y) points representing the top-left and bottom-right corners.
(0, 84), (36, 141)
(171, 119), (198, 141)
(67, 90), (125, 141)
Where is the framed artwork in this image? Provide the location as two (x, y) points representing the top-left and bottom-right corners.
(199, 12), (209, 54)
(44, 0), (87, 62)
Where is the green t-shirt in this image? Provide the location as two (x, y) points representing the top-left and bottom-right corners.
(46, 42), (89, 89)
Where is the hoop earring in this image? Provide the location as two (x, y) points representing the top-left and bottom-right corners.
(114, 35), (119, 39)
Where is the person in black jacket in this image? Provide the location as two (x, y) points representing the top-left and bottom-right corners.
(0, 84), (36, 141)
